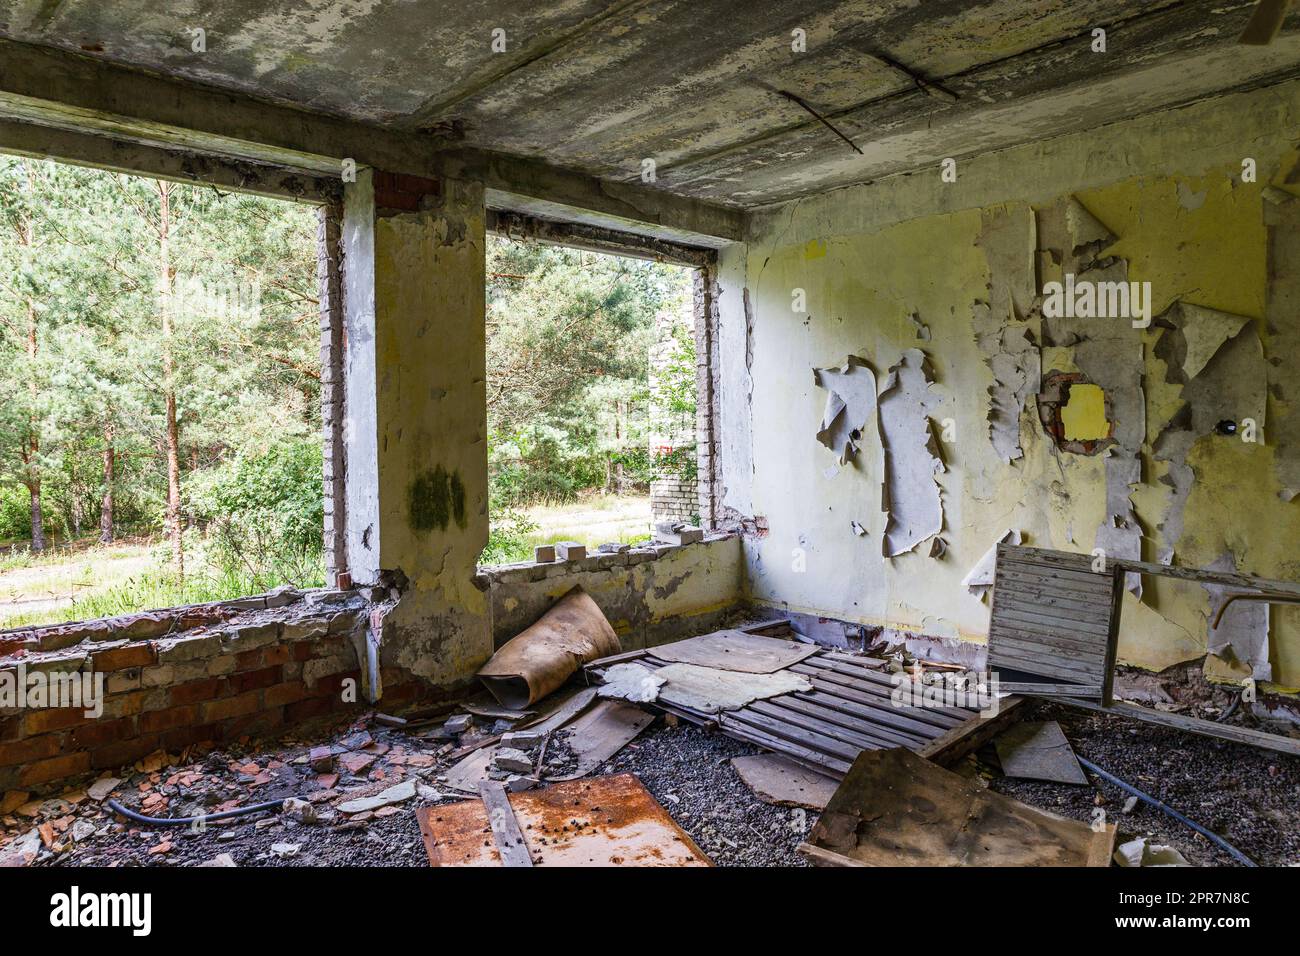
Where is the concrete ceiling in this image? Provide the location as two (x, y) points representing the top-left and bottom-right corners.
(1, 0), (1298, 209)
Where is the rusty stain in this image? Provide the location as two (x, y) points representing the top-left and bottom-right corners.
(415, 773), (710, 867)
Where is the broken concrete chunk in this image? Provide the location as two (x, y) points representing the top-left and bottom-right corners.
(269, 843), (300, 858)
(492, 748), (535, 774)
(0, 829), (41, 867)
(506, 775), (539, 793)
(533, 544), (556, 562)
(1113, 837), (1190, 868)
(499, 728), (547, 750)
(281, 798), (319, 823)
(443, 714), (473, 735)
(596, 542), (630, 553)
(308, 746), (334, 773)
(555, 541), (586, 561)
(653, 524), (703, 545)
(200, 853), (238, 867)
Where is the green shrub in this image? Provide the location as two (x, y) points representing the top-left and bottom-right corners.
(480, 508), (540, 565)
(189, 438), (324, 591)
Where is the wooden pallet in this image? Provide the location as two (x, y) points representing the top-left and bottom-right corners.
(587, 625), (1022, 779)
(988, 544), (1121, 703)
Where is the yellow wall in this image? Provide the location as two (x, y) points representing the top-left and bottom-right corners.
(737, 81), (1300, 691)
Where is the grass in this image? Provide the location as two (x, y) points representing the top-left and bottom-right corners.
(0, 536), (324, 629)
(486, 493), (653, 564)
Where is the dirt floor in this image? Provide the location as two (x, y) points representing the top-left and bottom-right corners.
(5, 692), (1296, 868)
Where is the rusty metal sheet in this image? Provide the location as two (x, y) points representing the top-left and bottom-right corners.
(416, 774), (711, 867)
(478, 587), (621, 709)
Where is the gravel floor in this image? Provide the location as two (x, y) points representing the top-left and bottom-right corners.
(986, 701), (1300, 867)
(21, 698), (1299, 868)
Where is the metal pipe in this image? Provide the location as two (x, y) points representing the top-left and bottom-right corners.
(1075, 756), (1256, 867)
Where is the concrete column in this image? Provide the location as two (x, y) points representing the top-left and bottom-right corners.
(341, 168), (491, 689)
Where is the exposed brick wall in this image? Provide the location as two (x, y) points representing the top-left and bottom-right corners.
(0, 592), (383, 793)
(318, 201), (347, 585)
(693, 264), (722, 529)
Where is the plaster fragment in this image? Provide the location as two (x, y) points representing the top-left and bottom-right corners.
(813, 355), (878, 466)
(1203, 555), (1272, 683)
(963, 529), (1021, 598)
(878, 349), (944, 557)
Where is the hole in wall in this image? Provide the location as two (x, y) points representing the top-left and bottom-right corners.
(1036, 370), (1114, 455)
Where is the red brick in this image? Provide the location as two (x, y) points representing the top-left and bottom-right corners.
(263, 682), (308, 707)
(260, 645), (291, 667)
(90, 734), (161, 770)
(70, 717), (137, 749)
(228, 665), (282, 694)
(139, 704), (198, 734)
(161, 723), (219, 751)
(20, 751), (91, 786)
(199, 690), (261, 723)
(169, 677), (226, 706)
(92, 643), (158, 671)
(0, 733), (64, 768)
(284, 696), (335, 724)
(22, 707), (89, 735)
(233, 648), (263, 670)
(312, 670), (361, 697)
(221, 708), (284, 740)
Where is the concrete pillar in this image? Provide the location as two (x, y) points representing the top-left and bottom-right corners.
(341, 168), (491, 689)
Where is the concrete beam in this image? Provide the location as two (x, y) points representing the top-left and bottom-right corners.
(0, 38), (745, 241)
(0, 119), (339, 203)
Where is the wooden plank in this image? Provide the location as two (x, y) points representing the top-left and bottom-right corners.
(993, 581), (1119, 615)
(995, 567), (1114, 599)
(799, 657), (983, 714)
(748, 699), (900, 752)
(989, 637), (1107, 675)
(994, 605), (1112, 637)
(823, 651), (889, 669)
(1060, 698), (1300, 757)
(1111, 558), (1300, 597)
(917, 696), (1025, 767)
(722, 708), (868, 763)
(476, 781), (534, 868)
(988, 653), (1103, 685)
(714, 719), (853, 777)
(998, 682), (1104, 696)
(793, 690), (937, 742)
(789, 664), (970, 727)
(753, 696), (918, 748)
(991, 630), (1109, 662)
(997, 555), (1115, 585)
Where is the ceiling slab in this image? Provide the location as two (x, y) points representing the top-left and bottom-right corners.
(0, 0), (1296, 210)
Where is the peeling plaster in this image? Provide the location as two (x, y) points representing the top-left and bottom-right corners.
(879, 348), (944, 558)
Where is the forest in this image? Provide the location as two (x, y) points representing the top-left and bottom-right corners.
(0, 157), (693, 626)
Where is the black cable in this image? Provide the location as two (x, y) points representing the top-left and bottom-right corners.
(1075, 756), (1257, 867)
(106, 797), (286, 827)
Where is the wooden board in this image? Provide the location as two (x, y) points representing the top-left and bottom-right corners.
(648, 630), (820, 673)
(416, 774), (711, 867)
(799, 748), (1116, 867)
(988, 544), (1121, 702)
(1060, 697), (1300, 757)
(476, 780), (533, 867)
